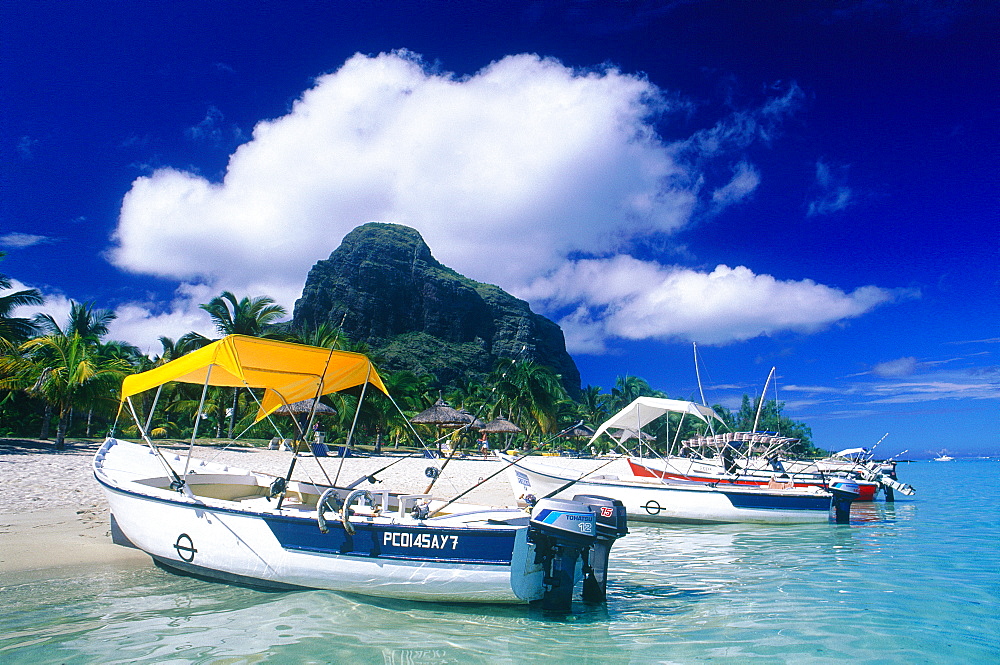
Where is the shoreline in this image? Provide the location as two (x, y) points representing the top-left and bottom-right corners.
(0, 438), (627, 579)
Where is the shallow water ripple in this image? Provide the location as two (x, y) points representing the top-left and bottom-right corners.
(2, 461), (999, 664)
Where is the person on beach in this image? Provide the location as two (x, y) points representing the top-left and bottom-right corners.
(479, 434), (490, 458)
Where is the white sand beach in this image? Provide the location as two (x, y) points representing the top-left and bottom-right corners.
(0, 438), (628, 578)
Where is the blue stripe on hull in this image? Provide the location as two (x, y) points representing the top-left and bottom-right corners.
(263, 516), (518, 565)
(721, 490), (831, 511)
(96, 476), (520, 566)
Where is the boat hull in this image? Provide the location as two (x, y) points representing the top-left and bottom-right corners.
(503, 457), (839, 525)
(100, 481), (541, 602)
(95, 439), (544, 603)
(627, 458), (880, 501)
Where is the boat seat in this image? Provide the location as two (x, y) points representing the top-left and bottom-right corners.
(767, 478), (795, 490)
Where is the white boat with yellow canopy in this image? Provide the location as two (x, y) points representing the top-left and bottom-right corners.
(95, 335), (627, 609)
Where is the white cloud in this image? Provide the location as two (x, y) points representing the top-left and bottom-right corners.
(521, 257), (903, 351)
(1, 233), (51, 248)
(106, 304), (214, 355)
(866, 378), (1000, 403)
(105, 51), (900, 354)
(109, 54), (803, 310)
(186, 105), (226, 143)
(8, 279), (214, 354)
(872, 356), (919, 378)
(807, 159), (852, 216)
(711, 161), (760, 209)
(8, 279), (72, 327)
(110, 51), (698, 298)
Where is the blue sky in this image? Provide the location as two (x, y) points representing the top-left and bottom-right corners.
(2, 1), (997, 458)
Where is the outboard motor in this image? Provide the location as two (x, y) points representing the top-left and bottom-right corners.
(572, 494), (628, 602)
(828, 479), (861, 524)
(880, 461), (898, 502)
(528, 498), (597, 611)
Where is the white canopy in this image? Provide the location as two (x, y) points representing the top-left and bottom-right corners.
(834, 447), (869, 458)
(588, 397), (724, 446)
(607, 427), (655, 444)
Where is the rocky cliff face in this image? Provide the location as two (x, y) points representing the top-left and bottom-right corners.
(293, 222), (581, 396)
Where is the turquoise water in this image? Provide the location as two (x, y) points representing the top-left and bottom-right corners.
(3, 461), (999, 664)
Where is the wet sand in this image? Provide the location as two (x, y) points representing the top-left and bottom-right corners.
(0, 438), (626, 578)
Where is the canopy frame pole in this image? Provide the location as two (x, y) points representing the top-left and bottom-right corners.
(290, 394), (335, 489)
(125, 396), (189, 494)
(333, 363), (371, 487)
(387, 392), (433, 453)
(143, 385), (163, 436)
(184, 365), (214, 477)
(693, 342), (715, 436)
(278, 348), (341, 509)
(429, 420), (583, 517)
(269, 392), (330, 508)
(340, 392), (440, 489)
(670, 412), (687, 457)
(240, 387), (288, 440)
(752, 367), (775, 434)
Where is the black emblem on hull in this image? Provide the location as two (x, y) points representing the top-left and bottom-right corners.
(643, 500), (662, 515)
(174, 533), (197, 562)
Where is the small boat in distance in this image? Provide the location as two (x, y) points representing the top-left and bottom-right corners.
(934, 452), (954, 461)
(96, 335), (628, 610)
(636, 436), (914, 500)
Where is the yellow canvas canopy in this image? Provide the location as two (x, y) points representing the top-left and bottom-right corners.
(120, 335), (387, 421)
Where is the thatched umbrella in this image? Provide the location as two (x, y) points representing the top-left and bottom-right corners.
(410, 398), (471, 456)
(558, 423), (596, 454)
(480, 416), (522, 433)
(479, 416), (522, 453)
(274, 399), (337, 449)
(410, 398), (469, 426)
(275, 399), (337, 417)
(458, 409), (485, 430)
(560, 424), (595, 438)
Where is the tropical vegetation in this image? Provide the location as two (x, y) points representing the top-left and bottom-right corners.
(0, 278), (823, 457)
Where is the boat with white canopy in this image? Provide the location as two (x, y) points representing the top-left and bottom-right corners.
(94, 335), (628, 609)
(502, 397), (861, 525)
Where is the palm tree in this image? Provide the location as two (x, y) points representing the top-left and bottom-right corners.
(295, 322), (350, 350)
(197, 291), (287, 437)
(607, 375), (656, 413)
(578, 384), (609, 428)
(147, 334), (212, 370)
(2, 301), (140, 447)
(491, 358), (568, 442)
(34, 301), (116, 341)
(0, 253), (43, 348)
(1, 332), (131, 449)
(200, 291), (287, 337)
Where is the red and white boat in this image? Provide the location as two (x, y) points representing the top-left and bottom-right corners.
(626, 454), (881, 501)
(625, 432), (913, 501)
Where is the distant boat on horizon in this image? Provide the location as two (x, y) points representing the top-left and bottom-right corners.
(934, 452), (954, 462)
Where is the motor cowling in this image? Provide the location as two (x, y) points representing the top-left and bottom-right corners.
(572, 494), (628, 541)
(528, 496), (629, 610)
(528, 498), (597, 611)
(572, 495), (628, 603)
(829, 479), (861, 524)
(529, 497), (598, 546)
